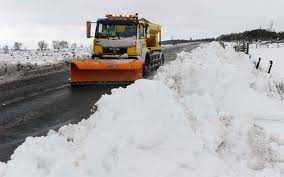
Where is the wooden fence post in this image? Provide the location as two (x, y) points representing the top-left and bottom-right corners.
(268, 60), (273, 74)
(256, 58), (261, 69)
(246, 43), (249, 54)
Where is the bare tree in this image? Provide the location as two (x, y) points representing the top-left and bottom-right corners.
(38, 41), (48, 51)
(13, 42), (22, 51)
(52, 41), (60, 50)
(59, 41), (69, 49)
(268, 20), (274, 32)
(52, 40), (69, 50)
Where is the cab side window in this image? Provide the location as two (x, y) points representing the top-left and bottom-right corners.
(139, 25), (145, 39)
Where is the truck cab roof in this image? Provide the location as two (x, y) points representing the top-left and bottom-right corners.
(97, 18), (139, 25)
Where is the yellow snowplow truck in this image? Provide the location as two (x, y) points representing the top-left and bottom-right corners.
(70, 13), (164, 86)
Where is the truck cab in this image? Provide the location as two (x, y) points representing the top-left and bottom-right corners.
(87, 13), (163, 64)
(69, 14), (163, 86)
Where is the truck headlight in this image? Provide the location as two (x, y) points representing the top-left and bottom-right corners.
(127, 46), (137, 56)
(94, 44), (103, 54)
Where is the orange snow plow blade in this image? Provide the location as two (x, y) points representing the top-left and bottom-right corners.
(70, 59), (144, 84)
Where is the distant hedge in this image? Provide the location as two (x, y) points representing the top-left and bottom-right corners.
(217, 29), (284, 42)
(161, 38), (215, 45)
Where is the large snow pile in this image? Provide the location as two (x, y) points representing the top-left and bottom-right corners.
(247, 43), (284, 101)
(1, 43), (284, 177)
(155, 43), (284, 172)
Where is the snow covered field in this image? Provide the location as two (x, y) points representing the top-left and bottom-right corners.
(1, 43), (284, 177)
(0, 48), (90, 83)
(250, 43), (284, 79)
(248, 43), (284, 101)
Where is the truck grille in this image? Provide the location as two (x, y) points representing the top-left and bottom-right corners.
(103, 47), (127, 55)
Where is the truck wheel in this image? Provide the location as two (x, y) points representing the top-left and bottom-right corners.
(143, 54), (151, 77)
(70, 83), (80, 88)
(143, 64), (150, 78)
(160, 54), (165, 65)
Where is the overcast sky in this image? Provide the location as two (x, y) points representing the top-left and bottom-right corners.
(1, 0), (284, 48)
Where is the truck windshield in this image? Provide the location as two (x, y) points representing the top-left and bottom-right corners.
(96, 23), (137, 38)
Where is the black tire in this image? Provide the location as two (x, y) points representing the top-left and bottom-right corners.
(154, 53), (164, 70)
(143, 53), (151, 77)
(160, 54), (165, 65)
(70, 83), (81, 88)
(143, 64), (150, 78)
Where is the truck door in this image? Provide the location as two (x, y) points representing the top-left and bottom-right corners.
(137, 24), (148, 61)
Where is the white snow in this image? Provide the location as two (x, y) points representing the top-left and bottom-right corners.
(0, 48), (90, 83)
(250, 43), (284, 79)
(156, 43), (284, 171)
(1, 42), (284, 177)
(0, 163), (5, 177)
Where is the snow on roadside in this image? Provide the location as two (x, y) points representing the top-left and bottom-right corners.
(249, 43), (284, 76)
(156, 42), (284, 171)
(224, 42), (284, 100)
(1, 42), (284, 177)
(1, 80), (204, 177)
(0, 48), (90, 66)
(0, 48), (90, 83)
(0, 163), (5, 177)
(156, 43), (284, 117)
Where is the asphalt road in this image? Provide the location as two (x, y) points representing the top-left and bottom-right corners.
(0, 43), (199, 162)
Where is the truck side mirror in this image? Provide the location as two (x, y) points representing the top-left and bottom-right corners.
(86, 21), (92, 38)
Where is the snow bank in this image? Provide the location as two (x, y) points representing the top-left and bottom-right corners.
(1, 43), (284, 177)
(156, 43), (284, 118)
(1, 80), (205, 177)
(249, 44), (284, 99)
(250, 43), (284, 78)
(0, 48), (90, 83)
(156, 43), (284, 172)
(224, 42), (284, 100)
(0, 163), (5, 177)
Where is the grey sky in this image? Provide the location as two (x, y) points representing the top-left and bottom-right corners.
(1, 0), (284, 48)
